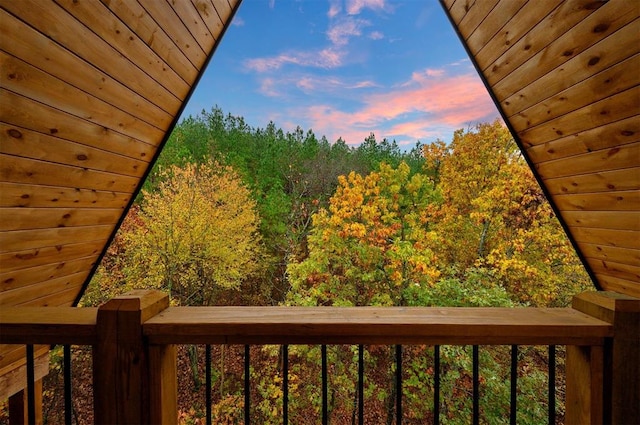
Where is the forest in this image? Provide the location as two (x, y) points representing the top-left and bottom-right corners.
(29, 108), (592, 424)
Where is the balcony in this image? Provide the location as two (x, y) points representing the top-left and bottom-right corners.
(2, 289), (638, 424)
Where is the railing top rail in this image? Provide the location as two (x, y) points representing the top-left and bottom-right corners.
(0, 307), (98, 345)
(143, 306), (613, 346)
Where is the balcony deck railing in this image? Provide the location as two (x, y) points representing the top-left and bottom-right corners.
(1, 290), (637, 424)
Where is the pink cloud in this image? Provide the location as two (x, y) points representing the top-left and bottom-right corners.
(369, 31), (384, 40)
(346, 0), (390, 15)
(299, 70), (497, 145)
(328, 0), (341, 18)
(327, 17), (371, 46)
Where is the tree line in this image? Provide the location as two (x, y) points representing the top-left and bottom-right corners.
(80, 107), (591, 423)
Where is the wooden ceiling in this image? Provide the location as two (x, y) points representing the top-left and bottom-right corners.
(441, 0), (639, 297)
(0, 0), (638, 345)
(0, 0), (240, 386)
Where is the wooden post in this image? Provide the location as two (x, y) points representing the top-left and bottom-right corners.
(8, 379), (43, 425)
(93, 290), (177, 424)
(570, 291), (640, 425)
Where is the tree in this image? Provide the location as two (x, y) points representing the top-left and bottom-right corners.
(425, 120), (590, 306)
(125, 161), (266, 306)
(287, 161), (440, 307)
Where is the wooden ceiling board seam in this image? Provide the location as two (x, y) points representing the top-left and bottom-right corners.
(447, 0), (475, 25)
(506, 45), (640, 127)
(543, 168), (640, 196)
(0, 0), (182, 115)
(0, 9), (174, 130)
(54, 0), (191, 101)
(210, 0), (233, 22)
(594, 273), (640, 298)
(465, 0), (527, 55)
(72, 0), (243, 306)
(0, 272), (87, 306)
(169, 0), (218, 53)
(137, 0), (207, 70)
(17, 280), (86, 307)
(0, 226), (114, 254)
(0, 241), (105, 274)
(439, 0), (603, 290)
(100, 0), (198, 85)
(0, 207), (124, 232)
(492, 2), (638, 103)
(0, 154), (140, 193)
(571, 227), (640, 250)
(562, 210), (640, 231)
(588, 259), (640, 283)
(474, 0), (561, 71)
(0, 182), (131, 209)
(191, 0), (225, 42)
(535, 141), (640, 180)
(485, 0), (607, 87)
(518, 87), (639, 147)
(579, 243), (640, 264)
(0, 124), (148, 178)
(1, 255), (99, 292)
(1, 90), (157, 160)
(553, 190), (639, 211)
(1, 52), (167, 143)
(456, 0), (499, 41)
(525, 116), (640, 162)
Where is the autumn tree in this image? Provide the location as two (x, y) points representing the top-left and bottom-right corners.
(287, 162), (440, 307)
(125, 161), (266, 306)
(425, 120), (590, 306)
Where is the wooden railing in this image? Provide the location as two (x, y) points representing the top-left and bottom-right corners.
(1, 290), (638, 424)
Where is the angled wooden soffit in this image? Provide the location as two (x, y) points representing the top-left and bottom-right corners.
(0, 0), (240, 313)
(441, 0), (640, 298)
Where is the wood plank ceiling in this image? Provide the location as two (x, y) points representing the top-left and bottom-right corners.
(0, 0), (638, 382)
(0, 0), (240, 388)
(441, 0), (640, 298)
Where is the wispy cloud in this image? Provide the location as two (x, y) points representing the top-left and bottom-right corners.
(328, 0), (341, 18)
(369, 30), (384, 40)
(232, 16), (245, 26)
(327, 17), (371, 46)
(245, 47), (345, 72)
(299, 67), (497, 145)
(346, 0), (391, 15)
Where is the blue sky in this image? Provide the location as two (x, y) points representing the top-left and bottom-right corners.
(181, 0), (501, 148)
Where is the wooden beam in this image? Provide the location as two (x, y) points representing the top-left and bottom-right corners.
(0, 308), (97, 345)
(143, 306), (613, 346)
(571, 291), (640, 424)
(92, 290), (174, 425)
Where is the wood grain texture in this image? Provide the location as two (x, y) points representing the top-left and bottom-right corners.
(544, 168), (640, 196)
(525, 116), (639, 162)
(143, 306), (613, 345)
(492, 1), (637, 98)
(99, 0), (198, 84)
(1, 0), (182, 114)
(0, 9), (174, 129)
(0, 241), (104, 274)
(1, 255), (99, 291)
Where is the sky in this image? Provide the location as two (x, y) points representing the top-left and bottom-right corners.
(181, 0), (501, 149)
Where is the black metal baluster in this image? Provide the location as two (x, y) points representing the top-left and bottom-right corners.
(206, 345), (212, 425)
(433, 345), (440, 425)
(283, 345), (289, 425)
(396, 345), (402, 425)
(472, 345), (479, 425)
(245, 345), (250, 425)
(322, 345), (328, 425)
(510, 345), (518, 425)
(548, 345), (556, 425)
(64, 345), (72, 425)
(26, 344), (35, 425)
(358, 344), (364, 425)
